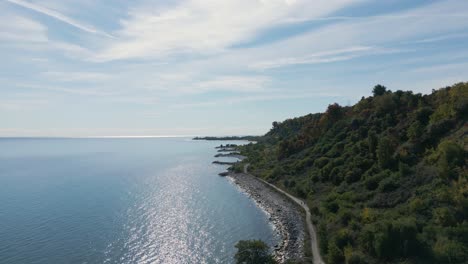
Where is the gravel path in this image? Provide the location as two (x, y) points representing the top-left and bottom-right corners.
(243, 164), (325, 264)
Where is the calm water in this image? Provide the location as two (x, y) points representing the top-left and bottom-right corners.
(0, 138), (278, 264)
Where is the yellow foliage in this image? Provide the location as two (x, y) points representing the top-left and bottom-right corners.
(362, 207), (373, 223)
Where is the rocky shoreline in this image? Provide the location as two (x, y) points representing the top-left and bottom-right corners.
(227, 171), (305, 263)
(212, 144), (306, 263)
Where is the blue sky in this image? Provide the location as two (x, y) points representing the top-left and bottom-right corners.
(1, 0), (468, 137)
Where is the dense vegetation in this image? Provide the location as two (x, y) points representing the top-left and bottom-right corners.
(234, 240), (276, 264)
(239, 83), (467, 264)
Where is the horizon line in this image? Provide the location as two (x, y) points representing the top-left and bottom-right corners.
(0, 134), (260, 139)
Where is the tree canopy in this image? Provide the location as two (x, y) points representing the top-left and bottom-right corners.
(234, 240), (276, 264)
(239, 82), (468, 264)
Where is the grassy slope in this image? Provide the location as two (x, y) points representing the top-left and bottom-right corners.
(240, 83), (467, 264)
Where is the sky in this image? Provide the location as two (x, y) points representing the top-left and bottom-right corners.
(1, 0), (468, 137)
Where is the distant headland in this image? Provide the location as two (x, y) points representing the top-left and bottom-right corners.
(192, 136), (260, 141)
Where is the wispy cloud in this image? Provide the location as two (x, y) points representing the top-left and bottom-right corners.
(0, 98), (48, 111)
(407, 32), (468, 44)
(41, 71), (112, 82)
(0, 14), (47, 42)
(195, 76), (270, 93)
(172, 90), (344, 109)
(411, 62), (468, 74)
(94, 0), (363, 61)
(5, 0), (112, 37)
(2, 0), (468, 137)
(250, 46), (373, 70)
(16, 83), (117, 96)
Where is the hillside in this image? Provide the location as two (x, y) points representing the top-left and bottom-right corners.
(239, 83), (467, 264)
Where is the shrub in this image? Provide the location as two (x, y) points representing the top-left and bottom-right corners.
(433, 236), (467, 263)
(314, 157), (330, 168)
(347, 252), (367, 264)
(345, 168), (362, 183)
(407, 121), (424, 141)
(372, 218), (420, 260)
(339, 210), (353, 226)
(377, 137), (396, 169)
(378, 176), (400, 192)
(365, 174), (383, 191)
(430, 140), (465, 179)
(328, 242), (344, 264)
(318, 224), (329, 254)
(414, 107), (433, 124)
(234, 240), (276, 264)
(324, 200), (340, 213)
(335, 228), (352, 249)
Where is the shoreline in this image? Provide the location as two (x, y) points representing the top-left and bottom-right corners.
(226, 171), (305, 263)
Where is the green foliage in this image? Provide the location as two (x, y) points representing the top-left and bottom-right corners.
(407, 121), (424, 141)
(346, 252), (366, 264)
(376, 137), (395, 169)
(318, 223), (329, 254)
(378, 175), (399, 192)
(314, 157), (330, 168)
(239, 83), (468, 263)
(433, 236), (467, 263)
(232, 163), (243, 173)
(367, 130), (378, 157)
(372, 84), (387, 96)
(374, 93), (396, 115)
(327, 241), (344, 264)
(234, 240), (276, 264)
(429, 140), (465, 179)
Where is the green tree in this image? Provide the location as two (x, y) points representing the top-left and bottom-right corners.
(368, 130), (378, 158)
(407, 121), (424, 141)
(377, 137), (395, 169)
(328, 241), (344, 264)
(374, 93), (396, 114)
(430, 140), (465, 179)
(327, 103), (344, 121)
(372, 84), (387, 96)
(433, 236), (467, 263)
(234, 240), (276, 264)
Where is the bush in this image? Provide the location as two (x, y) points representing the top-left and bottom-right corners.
(314, 157), (330, 168)
(347, 252), (367, 264)
(414, 107), (433, 124)
(345, 168), (362, 183)
(372, 218), (420, 260)
(433, 236), (467, 263)
(407, 121), (424, 141)
(318, 224), (329, 255)
(430, 140), (465, 179)
(377, 137), (396, 169)
(374, 93), (396, 115)
(338, 209), (354, 226)
(295, 186), (307, 199)
(334, 228), (352, 249)
(234, 240), (276, 264)
(398, 161), (412, 177)
(324, 200), (340, 213)
(378, 176), (400, 192)
(433, 207), (456, 227)
(365, 174), (383, 191)
(327, 242), (344, 264)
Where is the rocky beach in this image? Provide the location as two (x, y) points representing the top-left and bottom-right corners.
(227, 171), (306, 263)
(213, 144), (307, 263)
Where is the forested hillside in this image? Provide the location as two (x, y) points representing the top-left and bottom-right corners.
(240, 83), (467, 264)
